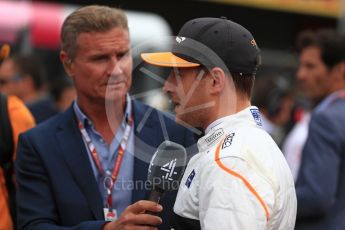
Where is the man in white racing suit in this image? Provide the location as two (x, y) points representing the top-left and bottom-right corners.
(141, 17), (297, 230)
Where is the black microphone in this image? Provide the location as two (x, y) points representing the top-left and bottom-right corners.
(147, 140), (187, 204)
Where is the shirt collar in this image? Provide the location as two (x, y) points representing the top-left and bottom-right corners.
(73, 100), (90, 127)
(314, 89), (345, 114)
(205, 115), (233, 135)
(198, 106), (262, 151)
(73, 94), (132, 128)
(204, 106), (261, 134)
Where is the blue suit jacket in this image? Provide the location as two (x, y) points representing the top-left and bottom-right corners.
(295, 96), (345, 230)
(16, 100), (197, 230)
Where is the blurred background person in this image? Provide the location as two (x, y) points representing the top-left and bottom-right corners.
(0, 56), (17, 96)
(0, 54), (62, 123)
(252, 73), (294, 146)
(0, 55), (46, 104)
(282, 95), (312, 181)
(0, 43), (35, 230)
(50, 76), (76, 112)
(294, 29), (345, 230)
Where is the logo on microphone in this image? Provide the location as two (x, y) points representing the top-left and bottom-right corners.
(160, 158), (177, 181)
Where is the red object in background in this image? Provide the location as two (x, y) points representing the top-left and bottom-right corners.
(0, 1), (31, 43)
(0, 1), (68, 49)
(293, 107), (305, 123)
(30, 3), (64, 49)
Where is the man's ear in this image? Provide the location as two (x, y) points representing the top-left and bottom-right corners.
(60, 51), (74, 77)
(20, 74), (33, 88)
(331, 61), (345, 83)
(339, 61), (345, 78)
(342, 62), (345, 82)
(338, 61), (345, 83)
(209, 67), (226, 94)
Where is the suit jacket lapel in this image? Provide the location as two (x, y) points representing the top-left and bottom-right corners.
(56, 103), (162, 208)
(56, 107), (104, 220)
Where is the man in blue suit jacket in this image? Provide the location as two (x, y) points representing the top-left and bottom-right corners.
(15, 5), (196, 230)
(295, 29), (345, 230)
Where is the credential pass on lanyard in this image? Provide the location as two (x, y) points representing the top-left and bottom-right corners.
(77, 114), (133, 211)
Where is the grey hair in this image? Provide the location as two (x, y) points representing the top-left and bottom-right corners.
(61, 5), (128, 59)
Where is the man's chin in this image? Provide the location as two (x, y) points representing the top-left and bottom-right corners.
(105, 91), (127, 101)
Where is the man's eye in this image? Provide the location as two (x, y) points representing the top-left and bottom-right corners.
(95, 56), (108, 61)
(117, 52), (127, 59)
(97, 56), (108, 60)
(305, 63), (315, 69)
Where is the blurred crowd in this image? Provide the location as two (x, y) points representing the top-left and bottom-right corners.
(0, 54), (76, 124)
(257, 29), (345, 230)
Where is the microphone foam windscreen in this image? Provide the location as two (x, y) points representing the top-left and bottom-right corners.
(147, 140), (187, 192)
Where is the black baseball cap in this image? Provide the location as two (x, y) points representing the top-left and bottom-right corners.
(141, 17), (261, 75)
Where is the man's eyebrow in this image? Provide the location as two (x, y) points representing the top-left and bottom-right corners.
(120, 49), (130, 54)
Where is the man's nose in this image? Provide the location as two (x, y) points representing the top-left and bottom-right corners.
(163, 74), (175, 93)
(108, 57), (123, 76)
(296, 66), (306, 81)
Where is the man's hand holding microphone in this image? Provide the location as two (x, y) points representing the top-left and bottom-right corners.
(103, 141), (187, 229)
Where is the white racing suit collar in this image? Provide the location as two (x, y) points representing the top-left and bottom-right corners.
(198, 106), (262, 152)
